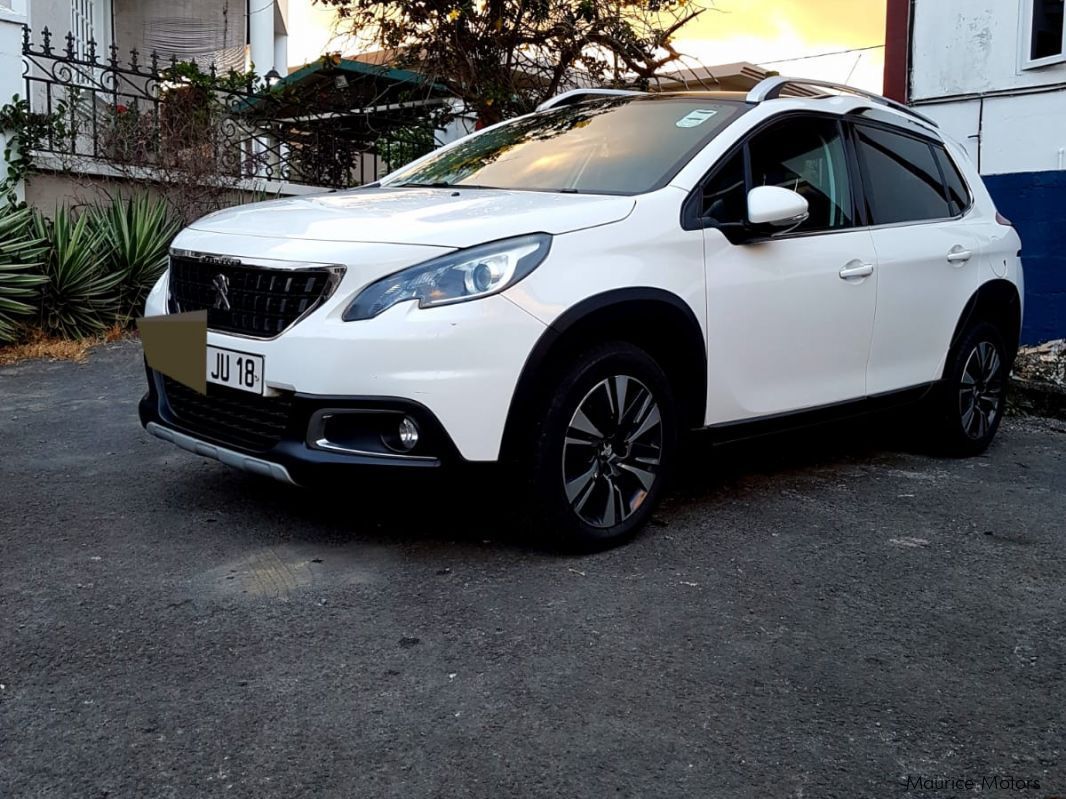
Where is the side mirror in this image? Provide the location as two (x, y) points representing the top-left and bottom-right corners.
(747, 186), (809, 229)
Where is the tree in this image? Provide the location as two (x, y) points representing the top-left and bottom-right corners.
(316, 0), (709, 126)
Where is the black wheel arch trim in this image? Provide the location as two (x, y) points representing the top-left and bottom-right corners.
(500, 288), (707, 460)
(943, 279), (1023, 379)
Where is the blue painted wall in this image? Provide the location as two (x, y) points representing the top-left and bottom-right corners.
(983, 171), (1066, 344)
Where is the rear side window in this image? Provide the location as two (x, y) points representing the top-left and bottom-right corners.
(933, 145), (971, 216)
(855, 125), (952, 225)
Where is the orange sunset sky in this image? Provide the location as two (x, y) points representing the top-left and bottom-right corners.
(286, 0), (888, 93)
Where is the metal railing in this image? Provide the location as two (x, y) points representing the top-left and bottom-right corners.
(21, 27), (436, 190)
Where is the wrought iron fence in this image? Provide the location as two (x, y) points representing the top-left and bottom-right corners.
(21, 27), (439, 190)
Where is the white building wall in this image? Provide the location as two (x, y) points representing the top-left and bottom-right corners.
(438, 99), (476, 146)
(909, 0), (1066, 176)
(23, 1), (287, 73)
(911, 0), (1066, 99)
(916, 93), (1066, 176)
(26, 0), (76, 40)
(249, 0), (279, 74)
(1, 0), (28, 201)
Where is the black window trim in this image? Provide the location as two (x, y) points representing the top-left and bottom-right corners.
(849, 118), (974, 229)
(931, 139), (975, 219)
(682, 110), (865, 240)
(682, 110), (975, 237)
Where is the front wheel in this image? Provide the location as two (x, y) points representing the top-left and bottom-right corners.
(932, 322), (1009, 456)
(526, 342), (679, 551)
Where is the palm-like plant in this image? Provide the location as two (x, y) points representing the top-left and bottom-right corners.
(0, 205), (47, 344)
(92, 194), (180, 323)
(32, 208), (121, 339)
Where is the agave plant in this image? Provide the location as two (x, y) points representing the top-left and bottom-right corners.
(92, 194), (181, 324)
(0, 204), (47, 344)
(32, 208), (121, 339)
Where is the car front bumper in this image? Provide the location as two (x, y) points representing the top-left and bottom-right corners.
(144, 257), (549, 463)
(139, 365), (469, 486)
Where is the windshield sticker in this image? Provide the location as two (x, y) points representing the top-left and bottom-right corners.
(676, 109), (719, 128)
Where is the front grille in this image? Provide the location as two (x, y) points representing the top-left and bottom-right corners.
(169, 255), (339, 338)
(162, 377), (294, 452)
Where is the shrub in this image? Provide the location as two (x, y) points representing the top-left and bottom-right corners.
(0, 205), (47, 344)
(91, 194), (180, 324)
(32, 208), (122, 339)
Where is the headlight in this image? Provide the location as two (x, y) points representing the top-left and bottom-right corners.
(343, 233), (552, 321)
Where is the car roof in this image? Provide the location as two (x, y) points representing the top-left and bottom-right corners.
(544, 83), (941, 139)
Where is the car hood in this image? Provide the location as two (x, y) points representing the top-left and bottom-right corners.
(187, 187), (636, 248)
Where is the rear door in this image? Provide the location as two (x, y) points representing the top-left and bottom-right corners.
(852, 122), (983, 395)
(697, 114), (879, 422)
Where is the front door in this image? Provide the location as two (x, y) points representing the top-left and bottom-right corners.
(698, 115), (878, 423)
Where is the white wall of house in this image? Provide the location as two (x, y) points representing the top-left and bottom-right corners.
(26, 0), (113, 54)
(912, 0), (1066, 98)
(909, 0), (1066, 176)
(23, 1), (288, 73)
(0, 0), (28, 200)
(437, 98), (476, 146)
(250, 0), (287, 75)
(905, 0), (1066, 344)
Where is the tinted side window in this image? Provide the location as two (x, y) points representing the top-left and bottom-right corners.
(855, 125), (951, 224)
(748, 117), (855, 232)
(701, 150), (746, 226)
(933, 145), (971, 216)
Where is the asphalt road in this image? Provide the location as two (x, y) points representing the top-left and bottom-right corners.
(2, 341), (1064, 799)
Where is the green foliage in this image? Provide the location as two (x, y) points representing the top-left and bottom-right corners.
(0, 95), (69, 204)
(0, 205), (48, 344)
(316, 0), (708, 125)
(380, 125), (437, 172)
(161, 60), (260, 93)
(31, 208), (122, 339)
(91, 194), (181, 323)
(0, 194), (187, 344)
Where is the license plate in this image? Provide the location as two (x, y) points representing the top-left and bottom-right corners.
(207, 346), (264, 395)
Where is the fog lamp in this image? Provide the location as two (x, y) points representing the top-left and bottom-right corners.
(396, 416), (420, 451)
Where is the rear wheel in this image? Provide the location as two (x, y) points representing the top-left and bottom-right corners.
(933, 322), (1009, 456)
(526, 342), (678, 551)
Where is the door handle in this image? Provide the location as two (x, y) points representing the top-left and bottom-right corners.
(947, 246), (973, 264)
(839, 261), (874, 280)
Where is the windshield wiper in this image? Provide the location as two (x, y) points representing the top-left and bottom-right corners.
(395, 182), (503, 190)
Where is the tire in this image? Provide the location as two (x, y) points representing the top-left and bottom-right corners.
(932, 321), (1009, 456)
(525, 341), (679, 551)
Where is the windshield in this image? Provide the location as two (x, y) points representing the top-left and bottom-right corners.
(382, 95), (747, 196)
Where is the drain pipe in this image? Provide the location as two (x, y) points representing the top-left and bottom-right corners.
(976, 95), (984, 174)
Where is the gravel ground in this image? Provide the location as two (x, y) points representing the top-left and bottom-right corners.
(1, 341), (1064, 799)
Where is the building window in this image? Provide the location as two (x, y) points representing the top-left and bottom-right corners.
(69, 0), (113, 59)
(1025, 0), (1066, 67)
(70, 0), (98, 59)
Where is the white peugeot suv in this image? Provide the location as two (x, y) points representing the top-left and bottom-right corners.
(141, 77), (1024, 549)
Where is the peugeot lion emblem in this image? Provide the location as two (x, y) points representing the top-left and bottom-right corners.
(212, 273), (231, 311)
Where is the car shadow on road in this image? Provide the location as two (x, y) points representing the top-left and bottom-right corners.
(675, 406), (933, 498)
(167, 406), (935, 555)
